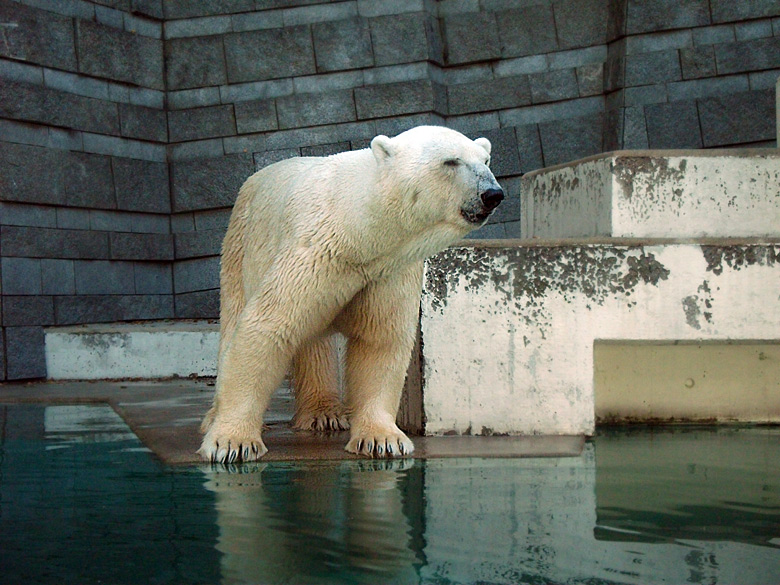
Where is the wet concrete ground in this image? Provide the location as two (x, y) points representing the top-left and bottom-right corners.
(0, 379), (584, 464)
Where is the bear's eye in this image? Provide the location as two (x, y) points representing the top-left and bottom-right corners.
(443, 159), (461, 167)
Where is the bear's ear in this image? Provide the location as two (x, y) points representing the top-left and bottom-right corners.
(474, 137), (492, 156)
(371, 135), (394, 162)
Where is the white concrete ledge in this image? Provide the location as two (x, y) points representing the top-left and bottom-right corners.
(416, 240), (780, 436)
(45, 320), (219, 380)
(521, 149), (780, 239)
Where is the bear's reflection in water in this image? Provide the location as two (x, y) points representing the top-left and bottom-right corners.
(202, 459), (423, 584)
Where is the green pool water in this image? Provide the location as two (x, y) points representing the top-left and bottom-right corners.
(1, 404), (778, 584)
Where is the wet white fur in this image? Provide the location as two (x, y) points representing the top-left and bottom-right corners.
(199, 126), (498, 462)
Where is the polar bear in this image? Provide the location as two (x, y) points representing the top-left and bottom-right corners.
(199, 125), (504, 463)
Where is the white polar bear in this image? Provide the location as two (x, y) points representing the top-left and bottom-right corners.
(199, 125), (504, 463)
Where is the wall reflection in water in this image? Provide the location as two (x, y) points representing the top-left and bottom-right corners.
(203, 428), (780, 585)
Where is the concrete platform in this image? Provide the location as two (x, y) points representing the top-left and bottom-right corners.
(521, 149), (780, 239)
(0, 379), (585, 465)
(45, 320), (219, 380)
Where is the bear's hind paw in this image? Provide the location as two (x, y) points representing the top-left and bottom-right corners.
(292, 407), (350, 432)
(198, 436), (268, 464)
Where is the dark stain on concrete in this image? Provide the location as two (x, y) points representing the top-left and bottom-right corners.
(425, 245), (671, 322)
(612, 156), (687, 199)
(701, 245), (780, 276)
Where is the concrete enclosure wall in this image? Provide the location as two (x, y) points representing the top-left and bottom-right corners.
(1, 0), (779, 379)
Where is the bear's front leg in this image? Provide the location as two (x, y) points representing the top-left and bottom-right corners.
(339, 263), (423, 458)
(199, 301), (294, 464)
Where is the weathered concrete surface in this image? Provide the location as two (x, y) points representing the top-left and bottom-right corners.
(0, 379), (583, 464)
(418, 239), (780, 436)
(45, 320), (219, 379)
(521, 150), (780, 239)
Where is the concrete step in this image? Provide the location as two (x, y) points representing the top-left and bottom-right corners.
(45, 320), (219, 380)
(408, 238), (780, 436)
(520, 149), (780, 239)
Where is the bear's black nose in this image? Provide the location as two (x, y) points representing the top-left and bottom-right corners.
(480, 188), (504, 211)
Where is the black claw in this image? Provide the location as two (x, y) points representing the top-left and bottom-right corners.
(387, 444), (394, 455)
(376, 444), (384, 457)
(399, 443), (406, 455)
(356, 439), (364, 452)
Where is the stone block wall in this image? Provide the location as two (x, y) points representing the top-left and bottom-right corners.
(1, 0), (778, 379)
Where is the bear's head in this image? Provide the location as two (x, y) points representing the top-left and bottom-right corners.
(370, 126), (504, 241)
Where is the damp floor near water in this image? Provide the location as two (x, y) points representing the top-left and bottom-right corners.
(1, 404), (779, 585)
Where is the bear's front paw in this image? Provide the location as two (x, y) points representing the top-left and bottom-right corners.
(198, 431), (268, 464)
(292, 403), (350, 432)
(345, 425), (415, 458)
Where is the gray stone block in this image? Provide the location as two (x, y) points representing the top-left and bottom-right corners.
(624, 84), (668, 105)
(645, 100), (703, 148)
(0, 2), (77, 71)
(710, 0), (780, 24)
(109, 233), (174, 261)
(477, 127), (521, 178)
(624, 49), (681, 87)
(447, 76), (531, 115)
(235, 99), (278, 134)
(623, 105), (649, 148)
(41, 259), (76, 295)
(89, 210), (136, 232)
(553, 0), (609, 49)
(76, 20), (164, 90)
(175, 289), (219, 319)
(113, 158), (171, 214)
(171, 213), (195, 233)
(500, 95), (604, 126)
(576, 63), (604, 96)
(715, 36), (780, 75)
(174, 229), (224, 259)
(74, 260), (135, 295)
(82, 133), (166, 163)
(168, 87), (222, 110)
(225, 26), (316, 83)
(164, 15), (231, 39)
(355, 80), (445, 119)
(43, 68), (110, 101)
(1, 226), (110, 259)
(254, 148), (300, 170)
(529, 68), (579, 104)
(168, 105), (237, 142)
(168, 139), (225, 161)
(163, 0), (254, 19)
(172, 154), (254, 212)
(538, 113), (604, 167)
(5, 326), (46, 379)
(133, 262), (173, 295)
(119, 104), (167, 142)
(0, 202), (56, 228)
(698, 88), (775, 147)
(667, 75), (749, 103)
(624, 29), (693, 56)
(1, 257), (41, 295)
(130, 213), (169, 235)
(547, 46), (607, 71)
(165, 36), (227, 91)
(604, 51), (625, 92)
(680, 46), (717, 79)
(514, 124), (544, 173)
(54, 294), (174, 325)
(56, 208), (90, 230)
(734, 19), (774, 42)
(626, 0), (710, 34)
(370, 12), (428, 66)
(277, 89), (356, 130)
(313, 18), (374, 72)
(132, 0), (164, 19)
(496, 5), (557, 58)
(264, 121), (378, 151)
(442, 11), (500, 64)
(0, 80), (120, 136)
(174, 257), (220, 293)
(300, 142), (351, 157)
(692, 25), (735, 46)
(602, 105), (624, 151)
(3, 296), (54, 327)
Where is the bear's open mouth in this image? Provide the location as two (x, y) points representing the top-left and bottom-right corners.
(461, 208), (491, 224)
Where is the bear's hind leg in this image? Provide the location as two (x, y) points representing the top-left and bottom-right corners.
(291, 335), (350, 432)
